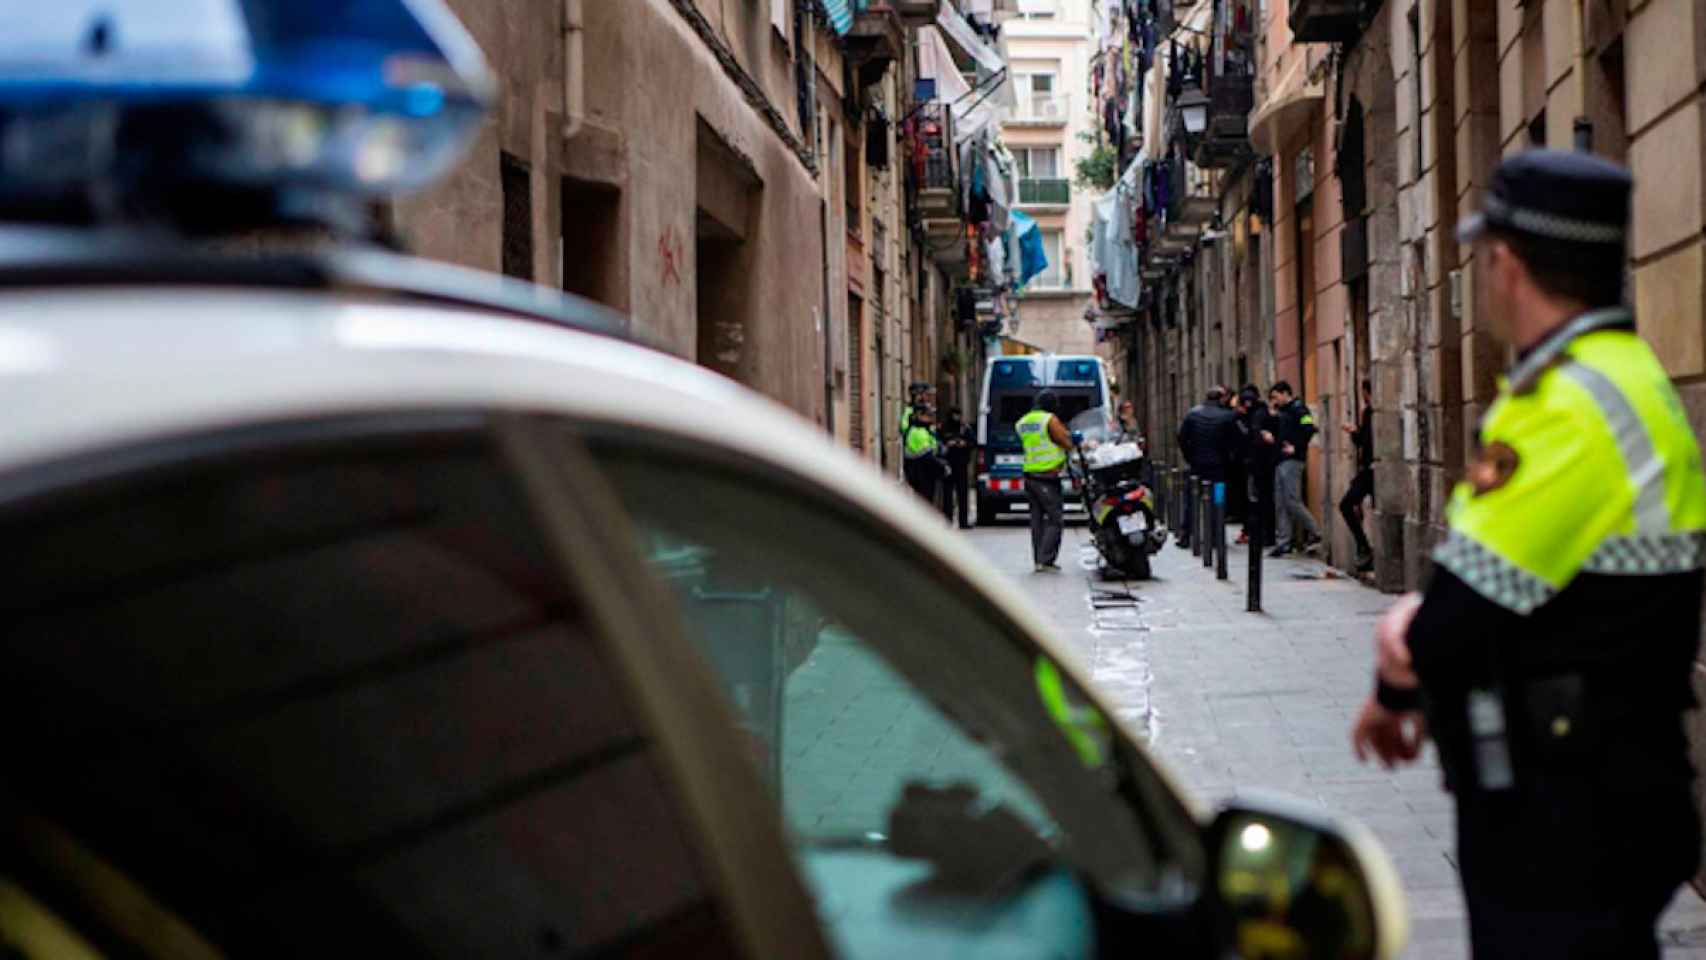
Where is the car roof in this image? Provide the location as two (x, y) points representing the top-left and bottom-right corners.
(0, 279), (1197, 816)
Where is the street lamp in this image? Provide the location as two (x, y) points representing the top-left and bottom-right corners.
(1177, 89), (1210, 136)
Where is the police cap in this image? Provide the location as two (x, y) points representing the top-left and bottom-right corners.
(1455, 149), (1631, 248)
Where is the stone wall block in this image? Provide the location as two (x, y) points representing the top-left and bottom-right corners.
(1495, 0), (1523, 58)
(1463, 325), (1505, 403)
(1542, 0), (1578, 93)
(1497, 37), (1523, 142)
(1630, 99), (1706, 261)
(1627, 0), (1706, 134)
(1375, 460), (1412, 513)
(1635, 240), (1706, 379)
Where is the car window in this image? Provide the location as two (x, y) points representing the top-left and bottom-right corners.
(0, 419), (741, 959)
(593, 437), (1204, 941)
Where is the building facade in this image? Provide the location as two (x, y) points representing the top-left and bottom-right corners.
(1087, 0), (1706, 882)
(1001, 0), (1101, 358)
(393, 0), (1021, 472)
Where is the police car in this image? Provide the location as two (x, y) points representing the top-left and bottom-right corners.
(0, 3), (1407, 957)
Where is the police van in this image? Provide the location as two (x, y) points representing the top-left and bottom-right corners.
(975, 354), (1114, 523)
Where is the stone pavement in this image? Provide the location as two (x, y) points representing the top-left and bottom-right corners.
(966, 518), (1706, 959)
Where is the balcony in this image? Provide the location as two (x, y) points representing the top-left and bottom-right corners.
(847, 2), (907, 72)
(1289, 0), (1368, 43)
(890, 0), (937, 25)
(1192, 74), (1255, 169)
(1008, 94), (1070, 126)
(911, 101), (960, 220)
(1018, 178), (1070, 206)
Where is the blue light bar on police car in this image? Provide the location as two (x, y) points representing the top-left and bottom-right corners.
(0, 0), (493, 211)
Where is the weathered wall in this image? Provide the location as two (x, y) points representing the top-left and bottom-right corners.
(396, 0), (562, 282)
(579, 1), (827, 418)
(1012, 294), (1097, 356)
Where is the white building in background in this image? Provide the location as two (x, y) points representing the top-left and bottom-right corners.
(998, 0), (1096, 356)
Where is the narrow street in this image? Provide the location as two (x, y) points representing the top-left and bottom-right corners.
(965, 518), (1706, 959)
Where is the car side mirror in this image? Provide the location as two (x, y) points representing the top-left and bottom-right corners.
(1205, 794), (1407, 960)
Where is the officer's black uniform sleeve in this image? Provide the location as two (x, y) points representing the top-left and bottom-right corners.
(1406, 565), (1524, 692)
(1369, 566), (1521, 712)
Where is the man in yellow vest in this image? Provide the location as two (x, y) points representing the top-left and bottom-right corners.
(1351, 150), (1706, 957)
(1017, 390), (1075, 572)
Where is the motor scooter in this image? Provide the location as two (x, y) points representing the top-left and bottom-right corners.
(1068, 409), (1167, 580)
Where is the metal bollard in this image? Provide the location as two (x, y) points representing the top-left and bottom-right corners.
(1214, 481), (1228, 580)
(1200, 481), (1213, 569)
(1247, 503), (1264, 612)
(1157, 467), (1170, 530)
(1186, 473), (1200, 556)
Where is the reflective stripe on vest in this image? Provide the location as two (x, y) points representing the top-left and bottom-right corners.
(1433, 317), (1706, 614)
(1017, 410), (1066, 473)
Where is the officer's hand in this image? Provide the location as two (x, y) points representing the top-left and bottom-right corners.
(1375, 592), (1424, 689)
(1281, 442), (1295, 456)
(1260, 430), (1275, 444)
(1351, 696), (1427, 769)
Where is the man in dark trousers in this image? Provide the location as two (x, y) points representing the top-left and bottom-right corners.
(939, 407), (975, 529)
(1017, 390), (1074, 572)
(1351, 150), (1705, 958)
(1225, 398), (1249, 528)
(1339, 378), (1376, 573)
(1239, 384), (1278, 547)
(1263, 381), (1323, 557)
(1175, 385), (1239, 549)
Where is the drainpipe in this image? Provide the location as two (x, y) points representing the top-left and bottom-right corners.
(562, 0), (585, 140)
(1570, 0), (1591, 151)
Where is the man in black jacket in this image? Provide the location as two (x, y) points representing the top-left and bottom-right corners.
(939, 407), (975, 529)
(1339, 379), (1376, 572)
(1264, 381), (1323, 557)
(1175, 385), (1239, 548)
(1239, 384), (1278, 547)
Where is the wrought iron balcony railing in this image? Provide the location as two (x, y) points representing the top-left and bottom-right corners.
(1018, 178), (1070, 205)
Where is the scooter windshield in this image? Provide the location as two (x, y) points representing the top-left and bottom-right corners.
(1069, 408), (1144, 470)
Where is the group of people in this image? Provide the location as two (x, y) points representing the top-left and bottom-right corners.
(901, 382), (975, 529)
(1176, 380), (1373, 568)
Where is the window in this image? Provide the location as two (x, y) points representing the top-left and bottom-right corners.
(1037, 228), (1066, 287)
(844, 136), (862, 234)
(1018, 0), (1058, 18)
(1017, 71), (1062, 118)
(595, 439), (1203, 951)
(0, 420), (740, 957)
(1015, 146), (1062, 179)
(500, 151), (532, 280)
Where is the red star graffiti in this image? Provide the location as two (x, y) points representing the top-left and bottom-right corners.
(658, 226), (684, 286)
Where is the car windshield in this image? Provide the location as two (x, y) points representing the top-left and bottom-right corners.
(594, 438), (1203, 909)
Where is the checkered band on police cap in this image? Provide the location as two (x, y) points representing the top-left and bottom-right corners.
(1455, 149), (1632, 247)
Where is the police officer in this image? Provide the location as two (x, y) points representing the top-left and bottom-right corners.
(902, 402), (943, 505)
(1351, 150), (1706, 958)
(1018, 390), (1074, 572)
(901, 382), (934, 434)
